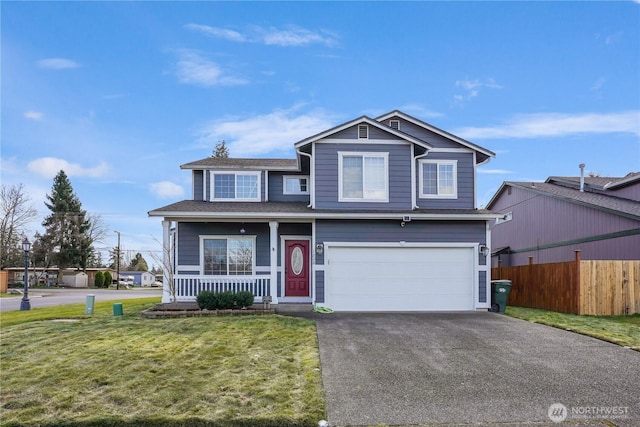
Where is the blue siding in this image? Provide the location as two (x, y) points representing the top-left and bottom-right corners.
(268, 172), (311, 202)
(479, 271), (487, 303)
(331, 124), (398, 140)
(385, 118), (461, 149)
(315, 219), (486, 265)
(315, 142), (412, 210)
(193, 170), (204, 201)
(415, 151), (475, 209)
(315, 271), (325, 303)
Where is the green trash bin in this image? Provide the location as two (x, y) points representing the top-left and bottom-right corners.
(490, 280), (512, 313)
(113, 302), (123, 316)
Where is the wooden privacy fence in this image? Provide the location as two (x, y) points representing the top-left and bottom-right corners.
(492, 252), (640, 315)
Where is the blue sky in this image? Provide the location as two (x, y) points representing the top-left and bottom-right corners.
(2, 1), (639, 265)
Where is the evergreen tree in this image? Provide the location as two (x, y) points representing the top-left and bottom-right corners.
(213, 140), (230, 158)
(128, 252), (149, 271)
(40, 171), (94, 272)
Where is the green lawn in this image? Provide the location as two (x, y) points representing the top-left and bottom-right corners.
(0, 300), (325, 426)
(505, 306), (640, 351)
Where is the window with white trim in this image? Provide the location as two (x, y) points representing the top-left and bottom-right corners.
(211, 172), (260, 201)
(283, 176), (309, 194)
(419, 160), (458, 198)
(339, 152), (389, 202)
(389, 120), (400, 130)
(203, 237), (254, 275)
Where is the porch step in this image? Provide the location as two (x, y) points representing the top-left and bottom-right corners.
(275, 303), (314, 313)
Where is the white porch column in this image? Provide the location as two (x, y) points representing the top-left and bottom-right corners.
(269, 221), (279, 304)
(161, 220), (173, 303)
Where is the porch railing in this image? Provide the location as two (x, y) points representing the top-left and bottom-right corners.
(173, 275), (270, 301)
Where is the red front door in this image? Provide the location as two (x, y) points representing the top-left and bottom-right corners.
(285, 240), (310, 297)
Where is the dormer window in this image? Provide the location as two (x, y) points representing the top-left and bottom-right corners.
(358, 124), (369, 139)
(389, 120), (400, 130)
(212, 172), (260, 201)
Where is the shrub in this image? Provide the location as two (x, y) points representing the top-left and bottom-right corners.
(218, 290), (236, 309)
(94, 271), (105, 288)
(103, 271), (113, 288)
(196, 291), (219, 310)
(235, 291), (254, 308)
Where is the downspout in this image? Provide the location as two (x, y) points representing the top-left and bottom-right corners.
(296, 148), (314, 208)
(413, 149), (430, 209)
(579, 163), (585, 192)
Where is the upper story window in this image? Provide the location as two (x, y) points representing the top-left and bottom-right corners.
(389, 120), (400, 130)
(283, 176), (309, 195)
(212, 172), (260, 201)
(203, 236), (254, 275)
(419, 160), (458, 199)
(338, 152), (389, 202)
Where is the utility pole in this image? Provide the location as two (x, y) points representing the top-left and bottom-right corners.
(114, 230), (120, 290)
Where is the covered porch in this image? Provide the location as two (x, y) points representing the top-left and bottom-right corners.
(160, 219), (314, 305)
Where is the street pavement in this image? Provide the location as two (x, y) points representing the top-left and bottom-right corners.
(313, 312), (640, 427)
(0, 287), (162, 312)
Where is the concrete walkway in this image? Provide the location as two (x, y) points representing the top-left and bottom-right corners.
(314, 312), (640, 426)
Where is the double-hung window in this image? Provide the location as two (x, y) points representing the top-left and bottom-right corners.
(212, 172), (260, 201)
(203, 237), (254, 275)
(338, 152), (389, 202)
(419, 160), (458, 198)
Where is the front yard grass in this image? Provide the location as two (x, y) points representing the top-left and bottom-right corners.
(505, 306), (640, 351)
(0, 300), (325, 426)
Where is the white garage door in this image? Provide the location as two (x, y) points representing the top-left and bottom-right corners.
(325, 246), (475, 311)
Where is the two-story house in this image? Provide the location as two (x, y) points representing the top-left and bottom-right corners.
(148, 110), (497, 311)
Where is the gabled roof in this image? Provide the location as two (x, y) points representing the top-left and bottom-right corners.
(293, 115), (432, 150)
(547, 172), (640, 191)
(486, 180), (640, 221)
(375, 110), (496, 160)
(181, 158), (299, 171)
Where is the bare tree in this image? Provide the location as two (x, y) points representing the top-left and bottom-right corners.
(0, 184), (38, 269)
(148, 235), (176, 304)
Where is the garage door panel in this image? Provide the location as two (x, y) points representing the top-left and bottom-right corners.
(326, 246), (475, 311)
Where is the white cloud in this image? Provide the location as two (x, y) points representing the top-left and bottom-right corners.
(260, 26), (337, 47)
(399, 103), (444, 119)
(590, 77), (607, 91)
(149, 181), (185, 198)
(185, 23), (246, 42)
(24, 111), (44, 120)
(27, 157), (109, 179)
(185, 23), (338, 47)
(37, 58), (80, 69)
(453, 78), (503, 105)
(175, 50), (247, 87)
(197, 106), (337, 156)
(455, 111), (640, 139)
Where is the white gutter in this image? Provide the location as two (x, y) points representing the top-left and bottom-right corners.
(296, 148), (314, 208)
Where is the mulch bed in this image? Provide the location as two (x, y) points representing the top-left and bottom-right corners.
(141, 302), (275, 319)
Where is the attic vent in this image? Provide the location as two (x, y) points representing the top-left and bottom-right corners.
(389, 120), (400, 130)
(358, 124), (369, 139)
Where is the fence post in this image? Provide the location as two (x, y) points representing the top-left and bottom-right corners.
(574, 250), (581, 314)
(498, 259), (503, 279)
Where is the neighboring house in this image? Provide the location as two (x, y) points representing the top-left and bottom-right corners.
(148, 110), (498, 311)
(4, 267), (115, 287)
(117, 271), (155, 286)
(487, 170), (640, 267)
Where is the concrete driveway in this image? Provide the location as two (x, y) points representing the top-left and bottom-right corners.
(314, 312), (640, 426)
